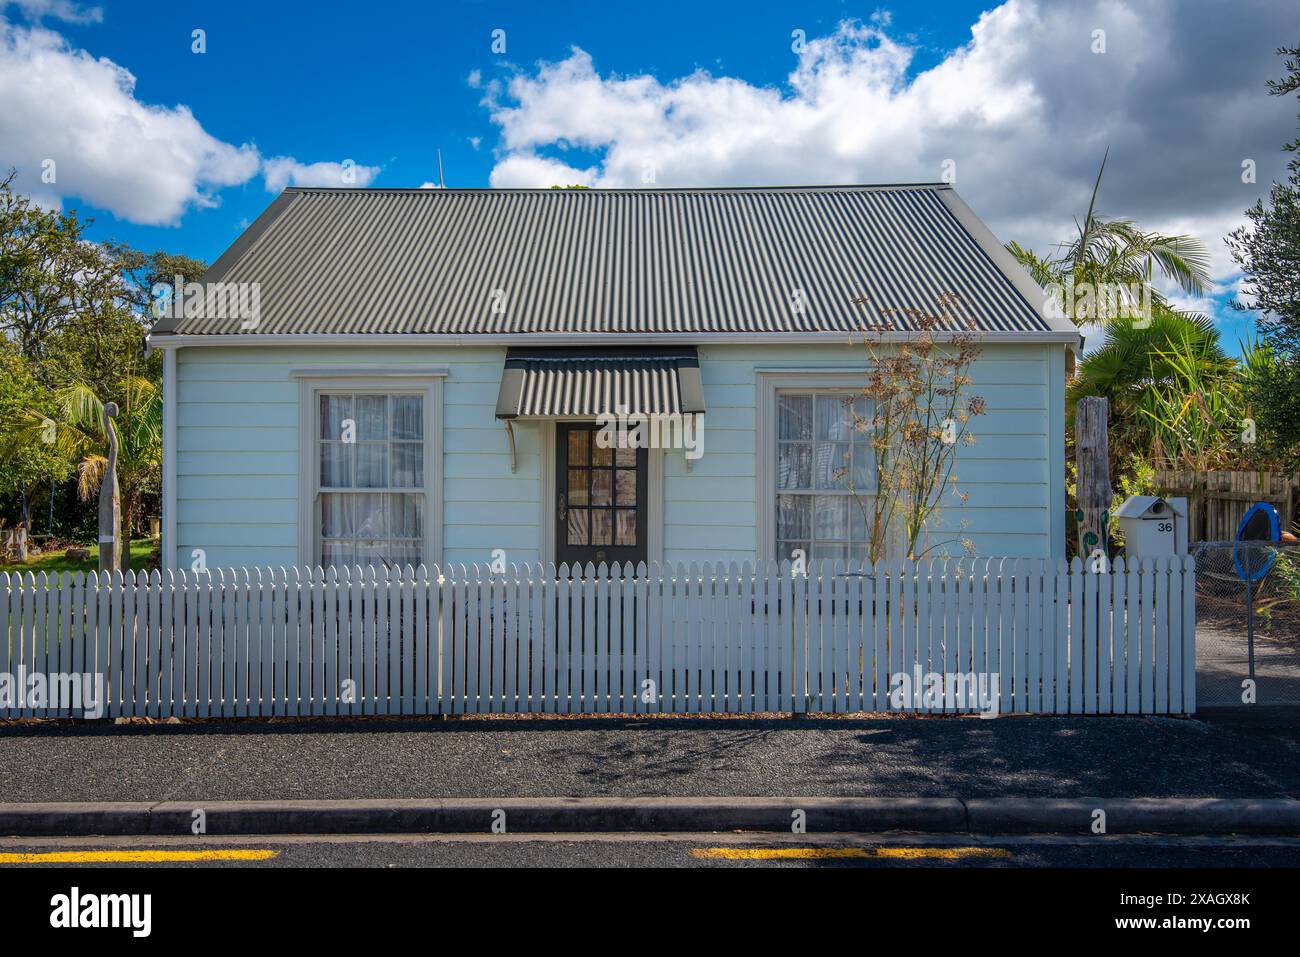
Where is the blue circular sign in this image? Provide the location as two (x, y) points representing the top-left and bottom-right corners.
(1234, 502), (1280, 581)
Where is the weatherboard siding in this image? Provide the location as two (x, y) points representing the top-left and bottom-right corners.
(665, 343), (1057, 565)
(171, 342), (1062, 571)
(174, 346), (531, 571)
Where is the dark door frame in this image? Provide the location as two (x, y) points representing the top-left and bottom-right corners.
(555, 421), (649, 568)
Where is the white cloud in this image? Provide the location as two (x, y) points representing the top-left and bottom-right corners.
(485, 0), (1295, 282)
(1162, 291), (1222, 319)
(0, 16), (258, 224)
(262, 157), (380, 192)
(489, 152), (596, 189)
(0, 16), (383, 223)
(5, 1), (101, 23)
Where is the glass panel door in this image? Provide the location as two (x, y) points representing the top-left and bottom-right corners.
(556, 423), (647, 569)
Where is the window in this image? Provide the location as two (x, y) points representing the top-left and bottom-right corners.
(296, 370), (444, 571)
(318, 392), (424, 568)
(775, 390), (875, 561)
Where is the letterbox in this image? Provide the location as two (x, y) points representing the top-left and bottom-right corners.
(1114, 496), (1188, 557)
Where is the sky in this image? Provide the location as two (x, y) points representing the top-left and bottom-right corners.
(1, 0), (1296, 351)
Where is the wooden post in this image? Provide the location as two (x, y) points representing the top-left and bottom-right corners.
(1194, 472), (1205, 542)
(1075, 396), (1113, 559)
(98, 402), (122, 574)
(1286, 474), (1297, 536)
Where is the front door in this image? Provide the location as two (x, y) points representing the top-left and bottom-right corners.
(556, 422), (648, 568)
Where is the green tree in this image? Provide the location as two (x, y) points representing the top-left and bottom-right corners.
(106, 243), (210, 316)
(1007, 152), (1213, 326)
(0, 173), (204, 548)
(0, 339), (71, 518)
(0, 170), (104, 366)
(1227, 44), (1300, 467)
(1068, 307), (1249, 473)
(1007, 155), (1229, 501)
(6, 375), (161, 569)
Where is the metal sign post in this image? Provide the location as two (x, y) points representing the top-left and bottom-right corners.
(1234, 502), (1281, 684)
(1246, 572), (1255, 681)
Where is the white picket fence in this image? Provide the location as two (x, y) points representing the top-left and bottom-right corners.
(0, 556), (1196, 718)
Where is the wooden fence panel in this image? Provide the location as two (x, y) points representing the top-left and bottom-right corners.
(1155, 468), (1298, 542)
(1155, 556), (1171, 714)
(1109, 556), (1127, 715)
(0, 558), (1200, 719)
(1171, 555), (1188, 712)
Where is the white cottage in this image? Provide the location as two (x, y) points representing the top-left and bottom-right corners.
(146, 184), (1079, 572)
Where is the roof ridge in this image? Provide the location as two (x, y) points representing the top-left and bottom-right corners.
(282, 183), (952, 195)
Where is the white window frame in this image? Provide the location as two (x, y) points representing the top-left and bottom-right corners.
(295, 369), (445, 568)
(756, 370), (874, 562)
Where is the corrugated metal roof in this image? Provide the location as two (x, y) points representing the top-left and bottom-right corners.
(496, 348), (705, 419)
(152, 185), (1059, 337)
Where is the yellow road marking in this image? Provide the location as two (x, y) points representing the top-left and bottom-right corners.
(691, 846), (1012, 861)
(0, 849), (279, 864)
(871, 847), (1012, 860)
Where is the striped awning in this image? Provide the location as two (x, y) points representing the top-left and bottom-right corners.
(495, 348), (706, 419)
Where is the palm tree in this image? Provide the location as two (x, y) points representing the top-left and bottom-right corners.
(1069, 306), (1240, 469)
(1008, 150), (1214, 325)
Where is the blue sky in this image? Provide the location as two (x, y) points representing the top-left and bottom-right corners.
(34, 0), (983, 260)
(3, 0), (1296, 351)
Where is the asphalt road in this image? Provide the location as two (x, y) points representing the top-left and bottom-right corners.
(0, 710), (1297, 804)
(2, 832), (1298, 868)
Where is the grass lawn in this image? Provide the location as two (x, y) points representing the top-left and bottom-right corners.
(0, 538), (156, 577)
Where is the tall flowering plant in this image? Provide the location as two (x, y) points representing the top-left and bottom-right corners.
(850, 293), (987, 563)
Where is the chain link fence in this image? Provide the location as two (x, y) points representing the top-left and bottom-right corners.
(1193, 541), (1300, 707)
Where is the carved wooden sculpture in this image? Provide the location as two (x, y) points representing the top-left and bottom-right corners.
(98, 401), (122, 574)
(1075, 396), (1113, 562)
